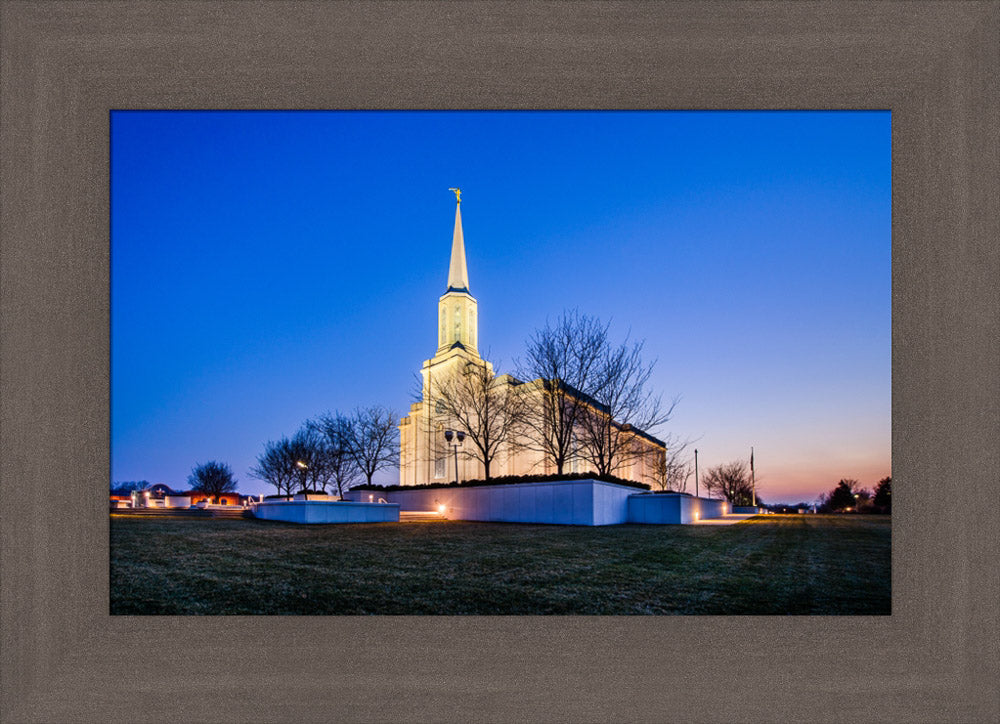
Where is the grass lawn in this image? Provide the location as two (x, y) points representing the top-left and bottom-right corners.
(110, 514), (890, 615)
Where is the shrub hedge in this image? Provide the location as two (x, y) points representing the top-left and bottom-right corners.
(262, 490), (330, 500)
(352, 471), (650, 492)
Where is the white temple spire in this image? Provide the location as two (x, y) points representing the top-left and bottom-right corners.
(446, 189), (469, 292)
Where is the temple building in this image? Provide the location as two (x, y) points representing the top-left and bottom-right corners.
(398, 191), (664, 487)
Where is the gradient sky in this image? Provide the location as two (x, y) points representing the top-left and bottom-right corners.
(111, 110), (890, 504)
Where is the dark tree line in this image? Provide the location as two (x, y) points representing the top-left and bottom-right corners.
(816, 476), (890, 513)
(109, 480), (150, 494)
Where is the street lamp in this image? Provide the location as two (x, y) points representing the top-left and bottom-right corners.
(296, 460), (308, 500)
(444, 429), (465, 485)
(853, 493), (860, 514)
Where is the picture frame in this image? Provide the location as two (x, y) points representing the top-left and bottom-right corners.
(2, 2), (996, 721)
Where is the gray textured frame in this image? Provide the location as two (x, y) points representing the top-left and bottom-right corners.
(2, 2), (998, 722)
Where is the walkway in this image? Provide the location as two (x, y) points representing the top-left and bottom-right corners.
(399, 510), (446, 522)
(690, 513), (759, 526)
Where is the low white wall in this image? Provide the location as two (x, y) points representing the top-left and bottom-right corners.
(346, 479), (641, 526)
(164, 496), (192, 508)
(627, 494), (728, 524)
(252, 500), (399, 524)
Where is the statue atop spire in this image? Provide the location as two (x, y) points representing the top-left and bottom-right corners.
(448, 187), (461, 205)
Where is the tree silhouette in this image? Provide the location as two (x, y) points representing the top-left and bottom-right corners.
(516, 311), (609, 476)
(873, 476), (892, 512)
(650, 441), (693, 492)
(346, 406), (399, 486)
(249, 437), (298, 496)
(575, 332), (674, 477)
(310, 412), (363, 496)
(702, 461), (754, 505)
(828, 480), (858, 511)
(430, 358), (526, 480)
(187, 461), (237, 503)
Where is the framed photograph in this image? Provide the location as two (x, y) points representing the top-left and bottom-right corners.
(3, 2), (997, 721)
(109, 108), (891, 616)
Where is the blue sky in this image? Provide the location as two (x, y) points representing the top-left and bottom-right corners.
(112, 110), (890, 504)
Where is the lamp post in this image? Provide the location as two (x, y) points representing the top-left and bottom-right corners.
(296, 460), (308, 500)
(853, 492), (860, 514)
(444, 429), (465, 485)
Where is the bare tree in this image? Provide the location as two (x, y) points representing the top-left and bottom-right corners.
(309, 412), (363, 496)
(346, 405), (400, 486)
(576, 335), (675, 477)
(702, 461), (754, 505)
(249, 437), (298, 496)
(249, 427), (335, 496)
(650, 437), (693, 492)
(187, 461), (237, 503)
(430, 358), (527, 480)
(516, 311), (609, 475)
(110, 480), (148, 494)
(286, 425), (337, 494)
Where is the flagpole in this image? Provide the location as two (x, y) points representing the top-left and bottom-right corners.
(694, 449), (699, 498)
(751, 446), (756, 507)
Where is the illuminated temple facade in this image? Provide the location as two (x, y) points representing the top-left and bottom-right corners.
(397, 195), (664, 487)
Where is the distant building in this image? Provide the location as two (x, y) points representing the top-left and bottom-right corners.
(398, 194), (664, 487)
(110, 483), (242, 508)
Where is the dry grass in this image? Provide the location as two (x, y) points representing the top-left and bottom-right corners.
(110, 514), (890, 615)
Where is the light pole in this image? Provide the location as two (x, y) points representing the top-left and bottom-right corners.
(296, 460), (308, 500)
(444, 429), (465, 485)
(853, 493), (860, 514)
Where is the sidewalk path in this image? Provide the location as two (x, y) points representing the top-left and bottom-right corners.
(691, 513), (759, 526)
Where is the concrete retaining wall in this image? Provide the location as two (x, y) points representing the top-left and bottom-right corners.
(252, 500), (399, 524)
(345, 479), (641, 526)
(627, 494), (728, 524)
